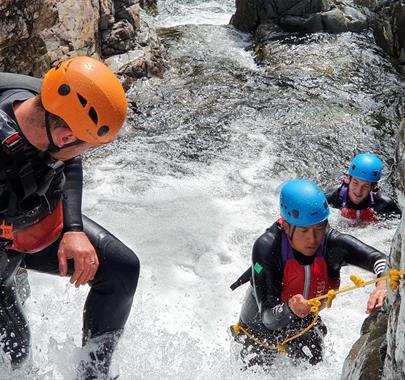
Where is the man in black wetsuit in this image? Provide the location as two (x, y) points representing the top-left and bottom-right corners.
(231, 179), (387, 367)
(0, 56), (140, 379)
(327, 153), (401, 223)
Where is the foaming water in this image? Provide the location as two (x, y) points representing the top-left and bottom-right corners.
(152, 0), (235, 27)
(21, 1), (405, 379)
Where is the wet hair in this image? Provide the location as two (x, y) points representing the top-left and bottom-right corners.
(33, 95), (69, 130)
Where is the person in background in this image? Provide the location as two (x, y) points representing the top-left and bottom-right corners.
(230, 179), (387, 367)
(327, 153), (401, 223)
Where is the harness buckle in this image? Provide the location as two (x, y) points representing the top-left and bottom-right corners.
(0, 222), (14, 240)
(2, 133), (24, 155)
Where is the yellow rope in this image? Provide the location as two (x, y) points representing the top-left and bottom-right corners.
(232, 323), (279, 351)
(231, 269), (405, 353)
(278, 299), (321, 351)
(307, 269), (405, 308)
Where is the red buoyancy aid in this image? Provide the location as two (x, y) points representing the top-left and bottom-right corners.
(281, 257), (340, 302)
(7, 202), (64, 253)
(280, 229), (340, 303)
(340, 207), (377, 223)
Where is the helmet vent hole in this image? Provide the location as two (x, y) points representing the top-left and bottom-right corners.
(98, 125), (109, 137)
(292, 209), (299, 218)
(88, 107), (98, 125)
(58, 84), (70, 96)
(77, 93), (88, 107)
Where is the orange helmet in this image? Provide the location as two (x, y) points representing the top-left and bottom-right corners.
(41, 56), (127, 145)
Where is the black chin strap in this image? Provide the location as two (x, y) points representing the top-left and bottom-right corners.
(45, 110), (60, 153)
(45, 110), (85, 153)
(288, 225), (296, 242)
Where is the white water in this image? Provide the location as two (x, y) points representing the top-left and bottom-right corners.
(153, 0), (234, 27)
(18, 1), (402, 379)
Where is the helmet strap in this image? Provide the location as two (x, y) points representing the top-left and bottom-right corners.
(45, 110), (85, 152)
(283, 222), (296, 242)
(289, 225), (296, 242)
(45, 110), (60, 153)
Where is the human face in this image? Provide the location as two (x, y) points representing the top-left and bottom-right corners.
(283, 222), (327, 256)
(348, 177), (373, 205)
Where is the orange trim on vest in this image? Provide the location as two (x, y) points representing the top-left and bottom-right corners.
(7, 202), (64, 253)
(0, 222), (13, 240)
(281, 257), (340, 304)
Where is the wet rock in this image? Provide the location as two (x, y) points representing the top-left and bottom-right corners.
(102, 19), (136, 56)
(380, 117), (405, 380)
(230, 0), (261, 33)
(397, 119), (405, 195)
(354, 1), (405, 75)
(281, 13), (324, 33)
(230, 0), (369, 35)
(99, 0), (115, 31)
(0, 0), (168, 83)
(341, 309), (388, 380)
(140, 0), (159, 16)
(322, 8), (349, 33)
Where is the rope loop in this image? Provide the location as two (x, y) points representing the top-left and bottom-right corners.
(388, 269), (402, 290)
(231, 268), (405, 355)
(350, 275), (365, 287)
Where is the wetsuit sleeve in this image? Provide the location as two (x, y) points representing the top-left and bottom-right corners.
(326, 188), (342, 208)
(373, 193), (402, 216)
(251, 230), (295, 331)
(62, 157), (84, 232)
(327, 229), (388, 278)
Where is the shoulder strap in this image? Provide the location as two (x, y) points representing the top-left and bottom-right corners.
(0, 110), (23, 147)
(0, 110), (37, 206)
(369, 191), (376, 206)
(338, 183), (349, 206)
(281, 231), (294, 265)
(0, 73), (42, 94)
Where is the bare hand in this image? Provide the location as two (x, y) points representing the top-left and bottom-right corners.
(366, 280), (387, 314)
(288, 294), (311, 318)
(57, 231), (99, 288)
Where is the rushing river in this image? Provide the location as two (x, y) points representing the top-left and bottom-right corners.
(20, 1), (405, 379)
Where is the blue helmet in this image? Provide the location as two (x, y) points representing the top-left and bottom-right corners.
(280, 179), (330, 227)
(348, 153), (382, 182)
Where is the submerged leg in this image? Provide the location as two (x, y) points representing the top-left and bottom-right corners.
(76, 216), (140, 379)
(285, 318), (327, 365)
(23, 216), (140, 378)
(77, 330), (122, 380)
(229, 324), (277, 369)
(0, 251), (30, 368)
(15, 267), (31, 305)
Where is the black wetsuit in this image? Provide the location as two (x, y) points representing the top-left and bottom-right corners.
(235, 221), (387, 366)
(0, 80), (140, 377)
(327, 184), (401, 218)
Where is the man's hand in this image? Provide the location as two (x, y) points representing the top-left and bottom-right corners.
(57, 231), (99, 288)
(288, 294), (311, 318)
(366, 279), (387, 314)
